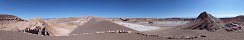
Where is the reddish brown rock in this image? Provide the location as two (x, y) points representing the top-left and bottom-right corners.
(0, 14), (24, 21)
(184, 12), (224, 31)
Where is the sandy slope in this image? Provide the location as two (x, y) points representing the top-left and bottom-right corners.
(0, 21), (29, 31)
(71, 17), (136, 34)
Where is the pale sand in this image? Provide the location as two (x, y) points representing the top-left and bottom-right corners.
(115, 22), (160, 31)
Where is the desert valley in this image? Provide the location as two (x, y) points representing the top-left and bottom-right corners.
(0, 12), (244, 40)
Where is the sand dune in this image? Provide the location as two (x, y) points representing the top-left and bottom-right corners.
(71, 17), (136, 34)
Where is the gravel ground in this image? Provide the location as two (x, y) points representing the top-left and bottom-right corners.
(0, 30), (170, 40)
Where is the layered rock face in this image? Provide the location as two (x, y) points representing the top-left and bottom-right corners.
(0, 14), (48, 35)
(0, 14), (27, 31)
(23, 17), (85, 36)
(0, 14), (85, 36)
(23, 18), (50, 36)
(184, 12), (224, 31)
(234, 15), (244, 22)
(0, 14), (24, 21)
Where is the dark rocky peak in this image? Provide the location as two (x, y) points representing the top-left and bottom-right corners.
(184, 12), (224, 31)
(196, 12), (215, 19)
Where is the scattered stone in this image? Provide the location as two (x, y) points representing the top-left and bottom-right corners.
(224, 23), (242, 31)
(141, 34), (146, 35)
(95, 32), (105, 33)
(185, 36), (194, 39)
(157, 35), (164, 37)
(194, 36), (198, 38)
(167, 37), (176, 39)
(136, 33), (141, 34)
(145, 34), (158, 36)
(106, 31), (114, 33)
(127, 31), (133, 33)
(167, 36), (181, 39)
(148, 22), (153, 23)
(200, 35), (207, 37)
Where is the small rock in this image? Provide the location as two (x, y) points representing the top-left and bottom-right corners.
(127, 31), (132, 33)
(166, 36), (181, 39)
(200, 35), (207, 37)
(148, 22), (153, 23)
(146, 34), (157, 36)
(185, 36), (194, 39)
(141, 34), (146, 35)
(194, 36), (198, 38)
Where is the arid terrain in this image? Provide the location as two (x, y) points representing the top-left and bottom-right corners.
(0, 12), (244, 40)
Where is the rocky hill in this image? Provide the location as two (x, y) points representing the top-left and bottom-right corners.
(183, 12), (224, 31)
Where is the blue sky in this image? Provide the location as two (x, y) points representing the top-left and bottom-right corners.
(0, 0), (244, 19)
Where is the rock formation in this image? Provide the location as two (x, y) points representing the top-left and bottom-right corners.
(0, 14), (24, 21)
(23, 18), (50, 36)
(234, 15), (244, 22)
(23, 17), (79, 36)
(224, 23), (242, 31)
(183, 12), (224, 31)
(0, 14), (27, 31)
(119, 18), (129, 21)
(0, 15), (92, 36)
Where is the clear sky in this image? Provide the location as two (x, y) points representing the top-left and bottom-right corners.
(0, 0), (244, 19)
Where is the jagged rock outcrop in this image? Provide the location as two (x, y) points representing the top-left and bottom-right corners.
(23, 18), (80, 36)
(0, 15), (90, 36)
(23, 18), (50, 36)
(219, 15), (244, 31)
(0, 14), (28, 31)
(183, 12), (224, 31)
(224, 23), (242, 31)
(0, 14), (25, 25)
(0, 14), (24, 21)
(119, 18), (129, 21)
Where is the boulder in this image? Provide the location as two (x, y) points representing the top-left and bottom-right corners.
(224, 23), (242, 31)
